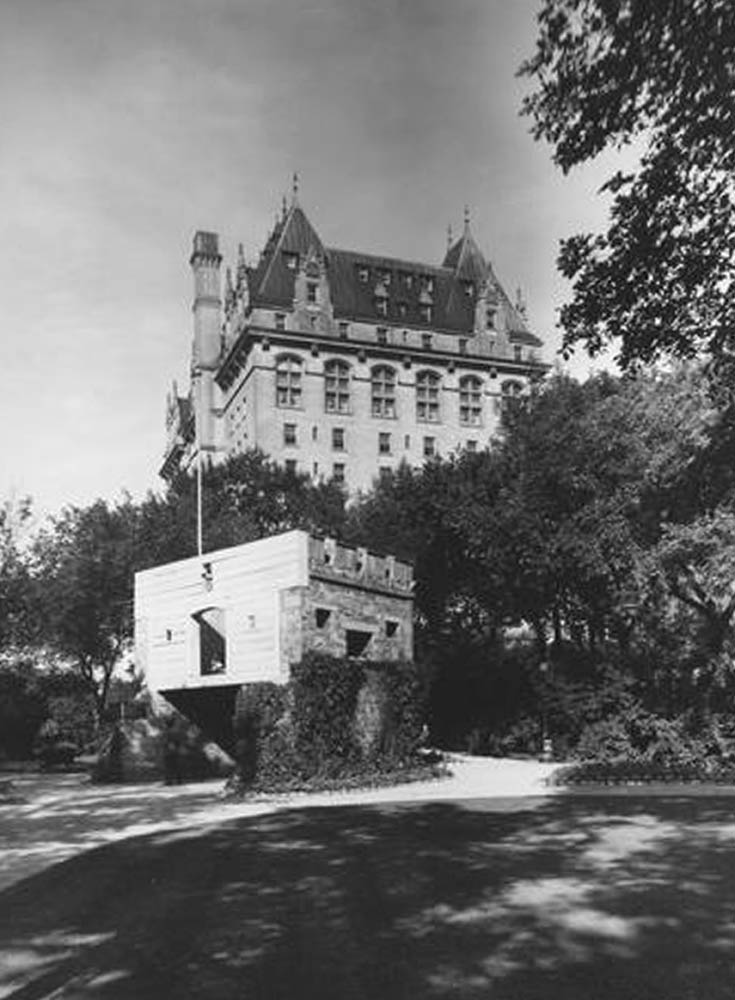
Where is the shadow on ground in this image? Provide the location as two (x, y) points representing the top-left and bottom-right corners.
(0, 774), (233, 892)
(3, 794), (735, 998)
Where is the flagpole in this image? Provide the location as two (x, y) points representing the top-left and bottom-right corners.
(196, 369), (203, 558)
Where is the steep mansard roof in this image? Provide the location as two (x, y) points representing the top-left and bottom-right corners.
(247, 201), (542, 346)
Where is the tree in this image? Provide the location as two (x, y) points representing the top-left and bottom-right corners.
(520, 0), (735, 369)
(146, 449), (347, 566)
(0, 495), (34, 648)
(32, 498), (138, 723)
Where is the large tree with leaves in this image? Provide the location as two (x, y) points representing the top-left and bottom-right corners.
(31, 498), (139, 722)
(0, 496), (34, 649)
(520, 0), (735, 369)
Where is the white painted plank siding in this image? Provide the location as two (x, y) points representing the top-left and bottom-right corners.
(135, 531), (309, 691)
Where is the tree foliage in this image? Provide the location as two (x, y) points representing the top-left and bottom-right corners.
(31, 499), (138, 719)
(520, 0), (735, 368)
(0, 496), (33, 647)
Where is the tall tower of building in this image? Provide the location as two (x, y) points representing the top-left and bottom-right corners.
(190, 231), (224, 455)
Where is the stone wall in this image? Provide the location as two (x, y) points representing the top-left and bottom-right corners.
(302, 577), (413, 663)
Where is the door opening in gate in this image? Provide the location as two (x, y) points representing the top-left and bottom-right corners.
(192, 606), (226, 675)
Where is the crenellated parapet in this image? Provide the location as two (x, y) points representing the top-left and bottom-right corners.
(308, 536), (413, 596)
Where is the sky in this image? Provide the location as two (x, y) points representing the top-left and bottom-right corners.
(0, 0), (626, 517)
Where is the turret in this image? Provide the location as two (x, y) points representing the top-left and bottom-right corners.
(190, 231), (223, 454)
(190, 230), (222, 370)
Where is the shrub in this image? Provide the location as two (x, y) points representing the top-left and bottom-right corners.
(34, 719), (80, 770)
(231, 654), (429, 791)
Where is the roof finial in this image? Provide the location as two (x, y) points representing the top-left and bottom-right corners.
(292, 171), (299, 205)
(463, 204), (470, 231)
(447, 223), (453, 251)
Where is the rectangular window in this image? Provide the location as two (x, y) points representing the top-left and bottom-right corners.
(275, 313), (286, 331)
(422, 333), (433, 351)
(416, 372), (441, 422)
(276, 357), (302, 408)
(312, 425), (318, 442)
(283, 423), (297, 446)
(283, 252), (298, 270)
(459, 377), (483, 426)
(397, 302), (408, 318)
(459, 338), (468, 355)
(423, 436), (435, 458)
(466, 440), (478, 452)
(376, 298), (388, 317)
(307, 282), (318, 303)
(404, 434), (410, 449)
(313, 462), (319, 477)
(514, 345), (522, 361)
(420, 305), (432, 324)
(358, 266), (369, 283)
(377, 326), (388, 345)
(332, 427), (345, 451)
(325, 362), (350, 413)
(338, 321), (349, 339)
(332, 463), (345, 484)
(285, 459), (297, 474)
(379, 432), (391, 455)
(371, 367), (396, 418)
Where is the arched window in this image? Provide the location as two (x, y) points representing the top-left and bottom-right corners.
(459, 375), (483, 426)
(371, 366), (396, 418)
(324, 360), (350, 413)
(416, 370), (441, 422)
(275, 355), (302, 408)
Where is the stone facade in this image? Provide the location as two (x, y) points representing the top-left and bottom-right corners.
(161, 185), (547, 490)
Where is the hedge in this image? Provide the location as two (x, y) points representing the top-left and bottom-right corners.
(230, 652), (430, 792)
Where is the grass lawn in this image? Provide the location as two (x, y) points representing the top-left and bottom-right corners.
(3, 793), (735, 998)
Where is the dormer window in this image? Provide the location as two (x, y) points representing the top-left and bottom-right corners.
(464, 281), (474, 297)
(283, 252), (299, 270)
(376, 297), (388, 317)
(379, 269), (392, 286)
(486, 305), (497, 329)
(424, 275), (435, 294)
(357, 265), (370, 283)
(403, 273), (414, 290)
(307, 282), (318, 304)
(420, 304), (432, 324)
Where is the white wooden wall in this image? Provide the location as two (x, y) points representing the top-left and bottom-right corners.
(134, 531), (309, 692)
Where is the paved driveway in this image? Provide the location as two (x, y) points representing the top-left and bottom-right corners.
(0, 756), (559, 892)
(4, 787), (735, 998)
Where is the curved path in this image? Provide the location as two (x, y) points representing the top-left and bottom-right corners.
(0, 755), (559, 892)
